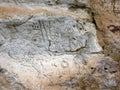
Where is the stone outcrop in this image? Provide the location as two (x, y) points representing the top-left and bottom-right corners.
(0, 0), (120, 90)
(89, 0), (120, 61)
(0, 67), (26, 90)
(76, 57), (120, 90)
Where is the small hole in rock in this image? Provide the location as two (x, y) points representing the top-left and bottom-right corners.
(72, 38), (76, 40)
(79, 28), (82, 30)
(73, 25), (76, 27)
(47, 1), (51, 3)
(91, 67), (94, 69)
(0, 44), (3, 46)
(0, 68), (6, 73)
(104, 67), (108, 70)
(102, 46), (105, 49)
(107, 53), (110, 56)
(33, 39), (37, 41)
(76, 20), (79, 22)
(111, 71), (117, 73)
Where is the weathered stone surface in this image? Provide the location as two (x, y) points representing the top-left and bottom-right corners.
(76, 57), (120, 90)
(0, 0), (119, 90)
(89, 0), (120, 61)
(0, 3), (102, 89)
(0, 67), (27, 90)
(0, 0), (88, 5)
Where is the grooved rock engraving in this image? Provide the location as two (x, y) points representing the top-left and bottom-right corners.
(0, 1), (104, 89)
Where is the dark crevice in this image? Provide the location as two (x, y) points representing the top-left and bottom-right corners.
(7, 15), (33, 27)
(65, 46), (86, 53)
(91, 12), (99, 30)
(65, 40), (87, 53)
(112, 0), (116, 15)
(68, 0), (90, 10)
(0, 43), (3, 47)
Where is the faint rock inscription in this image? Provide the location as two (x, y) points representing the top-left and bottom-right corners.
(30, 19), (86, 52)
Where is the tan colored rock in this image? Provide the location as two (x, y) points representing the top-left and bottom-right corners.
(77, 57), (120, 90)
(89, 0), (120, 61)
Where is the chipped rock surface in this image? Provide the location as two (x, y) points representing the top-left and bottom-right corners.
(0, 0), (120, 90)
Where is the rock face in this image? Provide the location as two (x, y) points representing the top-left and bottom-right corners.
(77, 57), (120, 90)
(0, 0), (119, 90)
(0, 67), (26, 90)
(89, 0), (120, 61)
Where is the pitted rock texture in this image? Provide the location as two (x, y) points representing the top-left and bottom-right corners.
(0, 0), (120, 90)
(0, 2), (102, 89)
(76, 57), (120, 90)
